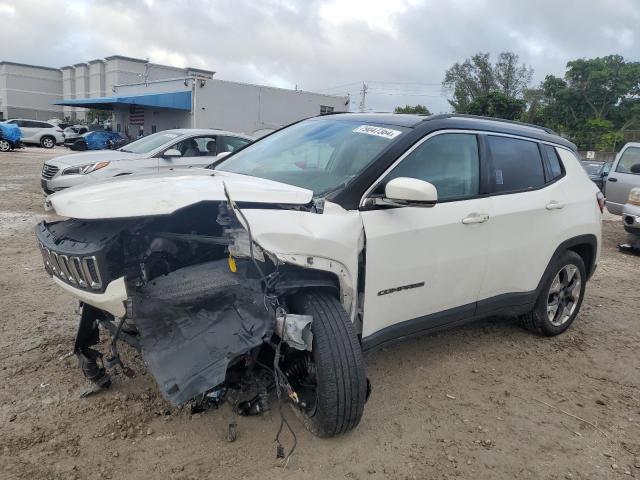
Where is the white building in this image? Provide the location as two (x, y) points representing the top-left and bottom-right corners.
(0, 55), (349, 137)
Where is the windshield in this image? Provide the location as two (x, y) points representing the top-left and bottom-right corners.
(119, 131), (181, 154)
(582, 162), (603, 175)
(215, 118), (408, 196)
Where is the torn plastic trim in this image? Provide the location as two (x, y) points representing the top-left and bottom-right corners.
(132, 259), (275, 405)
(276, 308), (313, 351)
(274, 253), (356, 320)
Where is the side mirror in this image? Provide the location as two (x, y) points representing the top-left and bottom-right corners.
(631, 163), (640, 174)
(363, 177), (438, 208)
(216, 151), (231, 160)
(385, 177), (438, 206)
(163, 148), (182, 158)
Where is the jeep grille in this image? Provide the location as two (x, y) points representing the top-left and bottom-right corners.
(38, 242), (103, 290)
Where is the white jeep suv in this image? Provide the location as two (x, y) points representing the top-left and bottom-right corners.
(36, 114), (602, 439)
(4, 119), (64, 148)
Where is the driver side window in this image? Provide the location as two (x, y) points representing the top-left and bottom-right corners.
(616, 147), (640, 175)
(378, 133), (480, 201)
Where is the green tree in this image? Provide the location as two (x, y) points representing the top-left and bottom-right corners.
(394, 104), (431, 115)
(442, 51), (532, 114)
(86, 109), (111, 125)
(466, 91), (526, 120)
(534, 55), (640, 149)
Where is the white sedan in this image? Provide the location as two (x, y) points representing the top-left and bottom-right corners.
(40, 128), (252, 194)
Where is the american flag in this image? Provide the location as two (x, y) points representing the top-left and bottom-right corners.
(129, 105), (145, 125)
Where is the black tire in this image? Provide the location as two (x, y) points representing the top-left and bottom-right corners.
(71, 140), (87, 151)
(522, 250), (586, 336)
(0, 139), (11, 152)
(40, 136), (55, 149)
(287, 291), (367, 437)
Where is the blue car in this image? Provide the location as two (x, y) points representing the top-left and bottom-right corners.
(70, 130), (128, 151)
(0, 122), (22, 152)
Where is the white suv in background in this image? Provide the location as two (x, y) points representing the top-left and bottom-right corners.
(36, 114), (602, 438)
(4, 119), (64, 148)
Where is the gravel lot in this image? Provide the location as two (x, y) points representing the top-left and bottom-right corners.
(1, 148), (639, 480)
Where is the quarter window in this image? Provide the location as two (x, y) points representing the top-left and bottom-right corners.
(543, 144), (563, 181)
(488, 136), (545, 192)
(616, 147), (640, 174)
(379, 133), (480, 201)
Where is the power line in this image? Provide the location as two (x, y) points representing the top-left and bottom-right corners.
(316, 81), (363, 92)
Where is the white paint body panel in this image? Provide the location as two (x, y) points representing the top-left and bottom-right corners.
(53, 276), (128, 317)
(243, 201), (364, 317)
(360, 198), (491, 337)
(48, 170), (313, 219)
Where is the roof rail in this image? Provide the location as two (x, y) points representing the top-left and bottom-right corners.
(426, 113), (557, 135)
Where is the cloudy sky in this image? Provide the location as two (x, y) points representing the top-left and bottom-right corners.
(1, 0), (639, 113)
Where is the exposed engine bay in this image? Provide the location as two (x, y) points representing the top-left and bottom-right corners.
(36, 193), (364, 442)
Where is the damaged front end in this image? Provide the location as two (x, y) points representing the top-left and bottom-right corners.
(36, 196), (331, 408)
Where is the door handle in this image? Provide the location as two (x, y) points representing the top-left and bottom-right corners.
(462, 213), (490, 224)
(546, 200), (564, 210)
(608, 177), (618, 182)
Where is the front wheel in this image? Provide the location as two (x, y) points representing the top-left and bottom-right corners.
(286, 291), (367, 437)
(0, 139), (11, 152)
(40, 136), (55, 149)
(522, 250), (586, 336)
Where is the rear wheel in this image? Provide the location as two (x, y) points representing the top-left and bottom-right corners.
(71, 139), (88, 151)
(522, 250), (586, 336)
(286, 291), (367, 437)
(40, 136), (55, 149)
(0, 140), (11, 152)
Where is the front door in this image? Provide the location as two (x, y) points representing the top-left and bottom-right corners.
(360, 132), (491, 342)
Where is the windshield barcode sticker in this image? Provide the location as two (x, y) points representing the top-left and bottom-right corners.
(353, 125), (402, 139)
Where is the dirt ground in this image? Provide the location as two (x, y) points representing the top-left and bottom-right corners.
(1, 147), (639, 480)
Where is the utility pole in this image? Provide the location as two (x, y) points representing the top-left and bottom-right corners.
(358, 82), (368, 113)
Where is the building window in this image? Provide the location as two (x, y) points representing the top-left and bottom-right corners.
(152, 125), (157, 134)
(320, 105), (334, 115)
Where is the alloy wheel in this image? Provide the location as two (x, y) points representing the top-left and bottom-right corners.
(42, 138), (54, 148)
(0, 140), (10, 152)
(546, 264), (582, 326)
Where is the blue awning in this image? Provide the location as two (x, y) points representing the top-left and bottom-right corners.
(53, 90), (192, 111)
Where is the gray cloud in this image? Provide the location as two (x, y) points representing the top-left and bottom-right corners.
(1, 0), (639, 113)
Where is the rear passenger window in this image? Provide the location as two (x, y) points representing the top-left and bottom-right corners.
(488, 136), (545, 193)
(543, 144), (563, 180)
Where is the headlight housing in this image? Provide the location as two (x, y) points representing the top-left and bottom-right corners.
(628, 187), (640, 206)
(62, 161), (110, 175)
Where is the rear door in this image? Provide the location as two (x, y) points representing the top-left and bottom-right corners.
(360, 132), (491, 342)
(477, 135), (567, 308)
(605, 145), (640, 214)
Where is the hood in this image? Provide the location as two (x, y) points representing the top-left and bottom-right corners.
(47, 170), (314, 219)
(46, 150), (142, 167)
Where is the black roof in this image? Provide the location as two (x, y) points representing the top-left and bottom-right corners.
(323, 112), (576, 150)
